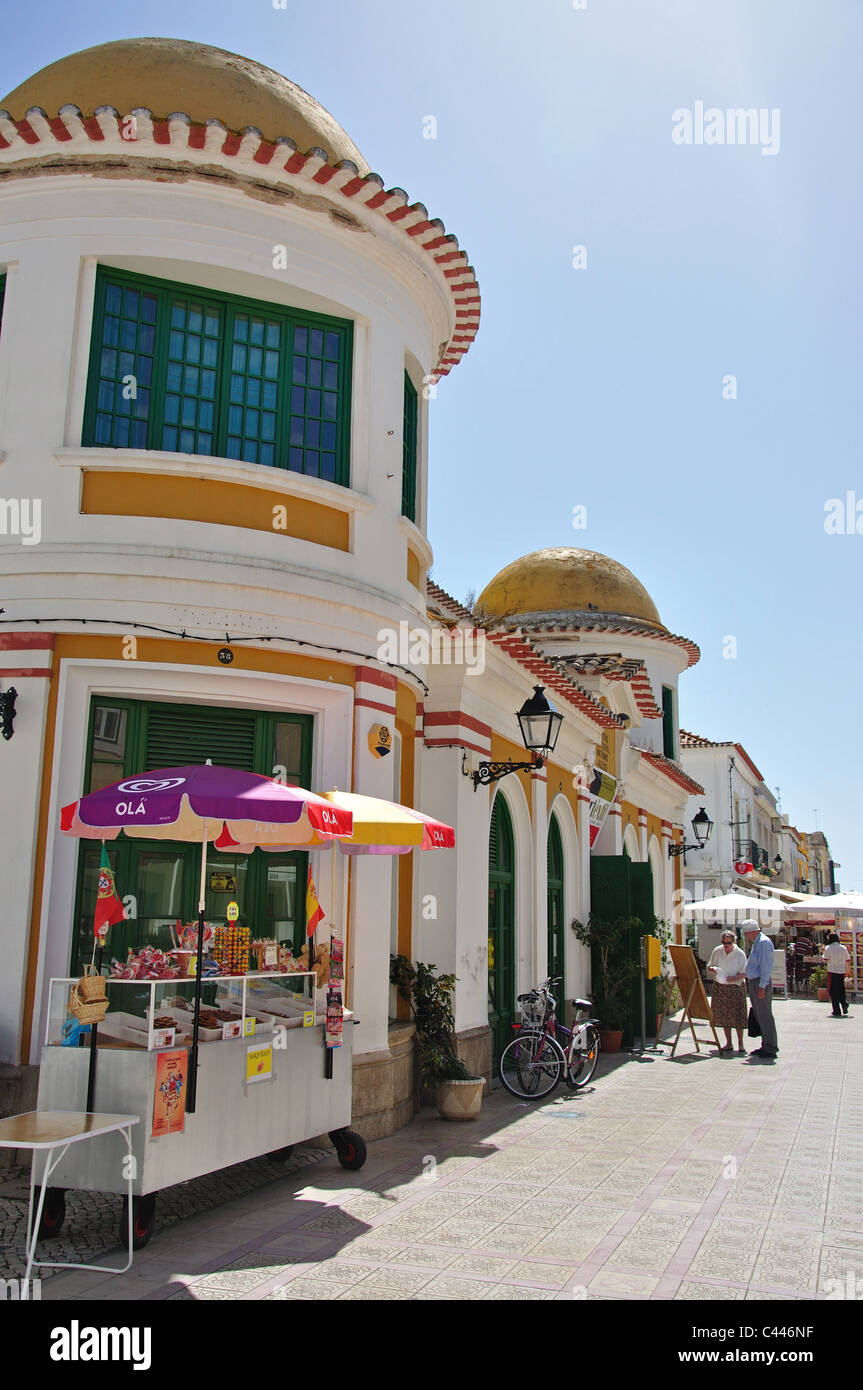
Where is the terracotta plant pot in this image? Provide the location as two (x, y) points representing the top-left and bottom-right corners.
(599, 1029), (623, 1053)
(436, 1077), (484, 1121)
(817, 988), (829, 1002)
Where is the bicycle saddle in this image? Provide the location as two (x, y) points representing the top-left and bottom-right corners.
(573, 997), (593, 1011)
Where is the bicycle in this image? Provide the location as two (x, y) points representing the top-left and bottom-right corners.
(498, 978), (601, 1100)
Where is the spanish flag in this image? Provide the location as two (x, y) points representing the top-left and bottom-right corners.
(306, 867), (325, 938)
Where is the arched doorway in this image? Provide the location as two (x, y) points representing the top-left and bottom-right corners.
(488, 795), (515, 1065)
(547, 814), (565, 1014)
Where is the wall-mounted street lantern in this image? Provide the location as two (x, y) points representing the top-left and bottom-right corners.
(668, 805), (713, 860)
(773, 854), (783, 870)
(0, 686), (18, 741)
(463, 685), (563, 791)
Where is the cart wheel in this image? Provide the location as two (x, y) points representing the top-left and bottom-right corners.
(267, 1145), (295, 1162)
(330, 1128), (367, 1171)
(120, 1193), (156, 1250)
(37, 1187), (66, 1239)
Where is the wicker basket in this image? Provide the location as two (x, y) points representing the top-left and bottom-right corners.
(69, 969), (108, 1023)
(76, 966), (107, 1003)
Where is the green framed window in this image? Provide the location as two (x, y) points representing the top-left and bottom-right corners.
(71, 698), (314, 975)
(83, 267), (352, 484)
(661, 686), (676, 759)
(402, 370), (418, 522)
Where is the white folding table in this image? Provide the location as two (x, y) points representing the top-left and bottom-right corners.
(0, 1110), (139, 1295)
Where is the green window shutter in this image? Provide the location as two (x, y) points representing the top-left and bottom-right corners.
(402, 371), (418, 521)
(83, 268), (352, 485)
(661, 686), (675, 759)
(144, 704), (258, 771)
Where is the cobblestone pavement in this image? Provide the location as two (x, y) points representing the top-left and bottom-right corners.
(10, 998), (863, 1301)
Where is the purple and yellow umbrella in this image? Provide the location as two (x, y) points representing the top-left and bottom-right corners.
(61, 765), (353, 1109)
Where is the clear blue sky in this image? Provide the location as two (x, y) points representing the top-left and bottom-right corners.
(3, 1), (860, 886)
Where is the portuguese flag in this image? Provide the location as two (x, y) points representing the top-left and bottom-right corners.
(305, 867), (325, 938)
(94, 844), (125, 939)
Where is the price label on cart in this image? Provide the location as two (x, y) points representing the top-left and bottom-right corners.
(227, 901), (239, 922)
(302, 1009), (315, 1028)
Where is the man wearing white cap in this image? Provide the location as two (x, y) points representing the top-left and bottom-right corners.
(742, 918), (778, 1059)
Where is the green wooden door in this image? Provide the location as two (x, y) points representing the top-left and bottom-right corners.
(588, 851), (655, 1044)
(488, 796), (516, 1065)
(547, 816), (565, 1013)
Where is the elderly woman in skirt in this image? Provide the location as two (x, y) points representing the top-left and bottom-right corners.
(707, 929), (748, 1053)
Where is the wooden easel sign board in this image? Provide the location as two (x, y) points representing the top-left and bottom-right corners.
(668, 944), (721, 1057)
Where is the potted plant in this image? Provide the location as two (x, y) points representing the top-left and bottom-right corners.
(571, 915), (640, 1052)
(390, 955), (484, 1120)
(809, 964), (829, 1002)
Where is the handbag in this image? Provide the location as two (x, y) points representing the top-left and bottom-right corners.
(747, 1006), (762, 1039)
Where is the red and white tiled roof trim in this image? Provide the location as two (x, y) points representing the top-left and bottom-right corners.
(0, 104), (480, 382)
(596, 662), (664, 721)
(639, 750), (705, 796)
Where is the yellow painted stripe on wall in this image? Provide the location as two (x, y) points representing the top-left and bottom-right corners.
(81, 471), (351, 552)
(406, 545), (423, 589)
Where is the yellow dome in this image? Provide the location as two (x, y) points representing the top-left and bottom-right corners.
(477, 548), (664, 628)
(1, 38), (369, 174)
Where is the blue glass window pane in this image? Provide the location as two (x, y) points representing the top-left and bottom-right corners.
(322, 421), (336, 450)
(262, 381), (278, 410)
(310, 329), (324, 357)
(323, 362), (338, 390)
(242, 440), (258, 463)
(264, 350), (279, 380)
(164, 395), (180, 425)
(199, 433), (213, 453)
(123, 289), (139, 319)
(261, 412), (276, 442)
(321, 453), (336, 481)
(250, 319), (264, 346)
(188, 307), (203, 334)
(289, 447), (303, 471)
(292, 357), (306, 385)
(260, 443), (275, 467)
(105, 284), (121, 314)
(201, 369), (216, 398)
(291, 387), (305, 413)
(230, 374), (244, 403)
(94, 414), (112, 444)
(202, 337), (219, 368)
(294, 326), (308, 354)
(183, 366), (199, 395)
(114, 417), (130, 446)
(290, 417), (304, 446)
(308, 359), (322, 389)
(308, 390), (321, 416)
(323, 392), (337, 420)
(139, 324), (155, 355)
(171, 302), (185, 329)
(103, 316), (120, 347)
(304, 450), (319, 475)
(186, 335), (201, 365)
(179, 429), (196, 453)
(228, 405), (243, 433)
(246, 377), (261, 407)
(162, 425), (178, 450)
(244, 408), (259, 437)
(120, 319), (137, 350)
(100, 348), (117, 377)
(181, 397), (197, 428)
(226, 437), (242, 459)
(232, 343), (246, 372)
(131, 420), (148, 447)
(248, 347), (262, 377)
(169, 330), (185, 359)
(97, 382), (114, 411)
(325, 332), (339, 359)
(199, 401), (214, 431)
(306, 419), (320, 448)
(266, 323), (280, 349)
(166, 362), (182, 391)
(234, 316), (248, 342)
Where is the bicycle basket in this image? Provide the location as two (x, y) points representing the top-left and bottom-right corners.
(519, 990), (551, 1030)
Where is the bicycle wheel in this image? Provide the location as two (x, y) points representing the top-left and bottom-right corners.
(499, 1031), (566, 1099)
(566, 1024), (600, 1088)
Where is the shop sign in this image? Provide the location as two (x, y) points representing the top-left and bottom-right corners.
(246, 1042), (273, 1084)
(226, 900), (240, 922)
(588, 767), (618, 847)
(368, 723), (392, 759)
(302, 1009), (315, 1028)
(210, 871), (236, 893)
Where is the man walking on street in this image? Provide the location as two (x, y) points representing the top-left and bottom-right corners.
(742, 918), (778, 1060)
